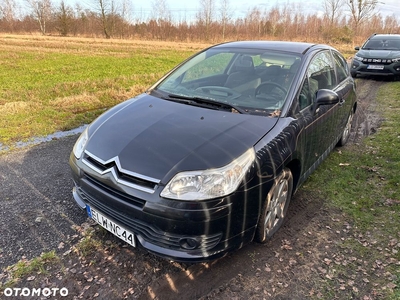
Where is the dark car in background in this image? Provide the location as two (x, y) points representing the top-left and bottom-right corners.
(69, 41), (357, 262)
(350, 33), (400, 78)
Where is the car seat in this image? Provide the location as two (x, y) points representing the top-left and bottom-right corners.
(225, 55), (261, 96)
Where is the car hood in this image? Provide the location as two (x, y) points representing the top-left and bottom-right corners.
(357, 49), (400, 59)
(85, 94), (278, 182)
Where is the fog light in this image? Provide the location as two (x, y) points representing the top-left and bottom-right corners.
(179, 238), (200, 250)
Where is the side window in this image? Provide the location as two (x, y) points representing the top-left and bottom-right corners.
(252, 55), (263, 68)
(182, 53), (234, 82)
(332, 51), (349, 83)
(298, 51), (335, 111)
(307, 51), (335, 90)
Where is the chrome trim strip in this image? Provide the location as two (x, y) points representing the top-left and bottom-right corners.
(82, 150), (160, 194)
(84, 150), (160, 183)
(72, 186), (86, 209)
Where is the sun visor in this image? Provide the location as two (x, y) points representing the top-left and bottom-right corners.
(260, 52), (298, 66)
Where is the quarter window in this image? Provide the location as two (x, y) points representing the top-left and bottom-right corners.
(298, 77), (313, 110)
(332, 51), (349, 83)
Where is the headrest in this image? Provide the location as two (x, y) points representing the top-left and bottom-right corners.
(235, 55), (253, 67)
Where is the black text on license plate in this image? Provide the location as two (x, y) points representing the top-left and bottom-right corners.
(86, 205), (136, 247)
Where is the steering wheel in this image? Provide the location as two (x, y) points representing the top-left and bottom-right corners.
(255, 82), (287, 98)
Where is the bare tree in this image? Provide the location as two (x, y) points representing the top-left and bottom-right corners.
(119, 0), (133, 37)
(150, 0), (172, 39)
(245, 7), (262, 38)
(3, 0), (399, 42)
(323, 0), (344, 26)
(346, 0), (379, 38)
(91, 0), (118, 38)
(120, 0), (133, 23)
(0, 0), (19, 31)
(266, 7), (281, 37)
(25, 0), (53, 34)
(56, 0), (74, 36)
(219, 0), (232, 40)
(150, 0), (170, 22)
(383, 15), (399, 34)
(280, 3), (294, 39)
(197, 0), (215, 40)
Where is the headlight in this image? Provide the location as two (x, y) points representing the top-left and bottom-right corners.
(354, 55), (364, 62)
(161, 148), (256, 200)
(392, 57), (400, 63)
(72, 127), (89, 159)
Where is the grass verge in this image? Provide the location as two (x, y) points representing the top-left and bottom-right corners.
(302, 80), (400, 299)
(0, 251), (59, 290)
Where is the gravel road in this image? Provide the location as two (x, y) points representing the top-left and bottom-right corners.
(0, 136), (86, 269)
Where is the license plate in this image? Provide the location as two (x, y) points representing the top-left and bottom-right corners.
(86, 205), (136, 247)
(367, 65), (384, 70)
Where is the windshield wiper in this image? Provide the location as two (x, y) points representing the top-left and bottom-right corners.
(166, 94), (247, 114)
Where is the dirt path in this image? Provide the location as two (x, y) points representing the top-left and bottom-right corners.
(0, 78), (389, 299)
(350, 78), (384, 142)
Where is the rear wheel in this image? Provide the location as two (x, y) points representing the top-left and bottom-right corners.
(255, 168), (293, 243)
(338, 110), (354, 147)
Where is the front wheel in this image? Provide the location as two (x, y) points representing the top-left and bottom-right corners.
(255, 168), (293, 243)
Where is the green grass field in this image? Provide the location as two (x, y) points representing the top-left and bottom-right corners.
(0, 35), (207, 148)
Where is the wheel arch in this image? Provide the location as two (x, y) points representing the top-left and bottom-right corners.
(352, 101), (357, 114)
(284, 158), (302, 195)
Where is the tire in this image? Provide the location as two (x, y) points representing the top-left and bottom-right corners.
(337, 110), (354, 147)
(350, 71), (357, 78)
(255, 168), (293, 243)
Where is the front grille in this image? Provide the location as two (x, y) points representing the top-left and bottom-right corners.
(83, 173), (146, 209)
(82, 150), (160, 194)
(77, 187), (222, 251)
(360, 57), (394, 64)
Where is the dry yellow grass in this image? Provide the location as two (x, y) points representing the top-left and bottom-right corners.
(51, 94), (101, 113)
(0, 34), (211, 56)
(0, 101), (41, 115)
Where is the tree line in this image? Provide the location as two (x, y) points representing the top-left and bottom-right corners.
(0, 0), (399, 44)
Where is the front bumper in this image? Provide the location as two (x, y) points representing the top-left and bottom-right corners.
(69, 152), (258, 262)
(350, 60), (400, 77)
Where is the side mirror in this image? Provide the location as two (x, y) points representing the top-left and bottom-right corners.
(313, 89), (339, 112)
(355, 46), (360, 50)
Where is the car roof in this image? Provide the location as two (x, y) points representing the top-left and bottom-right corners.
(369, 34), (400, 40)
(212, 41), (325, 55)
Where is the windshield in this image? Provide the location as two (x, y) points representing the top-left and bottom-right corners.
(153, 47), (302, 116)
(363, 38), (400, 50)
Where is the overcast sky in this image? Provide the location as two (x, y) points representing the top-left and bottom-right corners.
(61, 0), (400, 22)
(130, 0), (399, 20)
